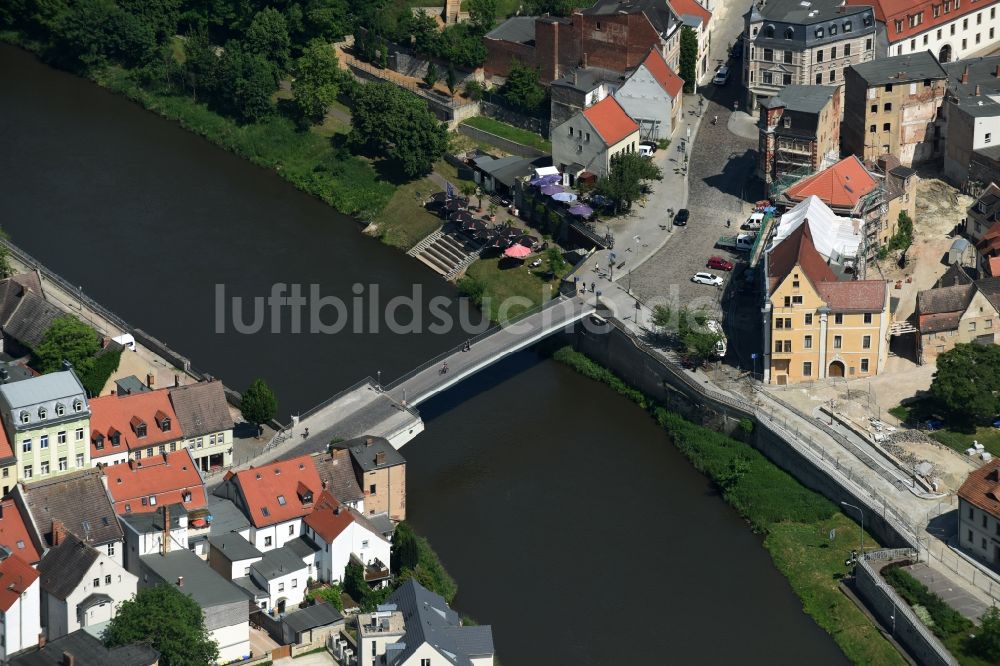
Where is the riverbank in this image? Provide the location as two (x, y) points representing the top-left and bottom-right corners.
(550, 345), (908, 666)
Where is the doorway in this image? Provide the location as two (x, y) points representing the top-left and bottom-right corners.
(829, 360), (845, 378)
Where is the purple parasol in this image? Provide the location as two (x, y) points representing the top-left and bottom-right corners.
(529, 174), (561, 187)
(552, 191), (578, 202)
(540, 185), (565, 196)
(568, 204), (594, 217)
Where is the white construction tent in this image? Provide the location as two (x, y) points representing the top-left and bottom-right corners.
(770, 195), (863, 265)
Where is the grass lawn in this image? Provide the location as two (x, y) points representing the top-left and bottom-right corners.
(374, 173), (444, 250)
(889, 399), (1000, 457)
(766, 519), (906, 666)
(462, 255), (565, 321)
(461, 117), (552, 153)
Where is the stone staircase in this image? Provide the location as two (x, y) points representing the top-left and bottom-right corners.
(408, 230), (480, 279)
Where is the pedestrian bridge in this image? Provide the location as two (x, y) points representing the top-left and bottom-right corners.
(384, 296), (595, 407)
(270, 297), (595, 454)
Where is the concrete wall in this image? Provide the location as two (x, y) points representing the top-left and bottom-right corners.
(854, 558), (957, 666)
(457, 124), (547, 158)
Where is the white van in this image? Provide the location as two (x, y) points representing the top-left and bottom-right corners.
(713, 66), (729, 86)
(112, 333), (136, 352)
(707, 320), (727, 357)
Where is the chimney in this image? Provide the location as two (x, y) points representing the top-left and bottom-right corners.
(366, 438), (374, 447)
(582, 52), (588, 69)
(38, 633), (45, 648)
(962, 65), (970, 84)
(62, 652), (75, 666)
(976, 84), (982, 96)
(334, 506), (342, 515)
(161, 505), (170, 555)
(146, 373), (154, 388)
(128, 459), (135, 471)
(174, 373), (180, 388)
(996, 64), (1000, 78)
(52, 520), (65, 547)
(176, 576), (183, 587)
(375, 451), (386, 466)
(0, 368), (9, 383)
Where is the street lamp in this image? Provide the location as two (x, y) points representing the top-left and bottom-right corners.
(841, 501), (865, 559)
(377, 370), (381, 390)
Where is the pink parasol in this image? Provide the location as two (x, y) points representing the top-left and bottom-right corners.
(503, 244), (532, 259)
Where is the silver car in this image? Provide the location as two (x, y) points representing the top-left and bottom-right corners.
(692, 272), (723, 286)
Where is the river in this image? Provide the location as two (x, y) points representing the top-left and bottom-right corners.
(0, 44), (848, 665)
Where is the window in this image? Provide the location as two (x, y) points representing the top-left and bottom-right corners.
(569, 127), (574, 137)
(93, 578), (100, 588)
(884, 102), (893, 112)
(964, 17), (969, 29)
(55, 403), (64, 416)
(863, 335), (872, 349)
(783, 73), (792, 85)
(244, 566), (251, 576)
(805, 313), (813, 325)
(817, 49), (824, 63)
(169, 442), (176, 451)
(105, 575), (112, 585)
(864, 313), (873, 324)
(870, 124), (876, 133)
(75, 428), (84, 441)
(803, 362), (813, 376)
(149, 495), (156, 506)
(987, 133), (993, 144)
(289, 524), (295, 536)
(73, 399), (83, 412)
(844, 21), (852, 32)
(883, 122), (891, 131)
(1, 468), (6, 479)
(776, 319), (784, 329)
(970, 320), (978, 331)
(831, 46), (838, 59)
(969, 529), (974, 542)
(763, 71), (773, 84)
(834, 335), (843, 349)
(987, 319), (994, 328)
(963, 38), (967, 49)
(816, 73), (823, 84)
(19, 411), (28, 425)
(264, 536), (273, 547)
(783, 50), (792, 65)
(23, 465), (31, 479)
(58, 457), (67, 471)
(76, 453), (84, 467)
(585, 132), (590, 142)
(894, 19), (903, 32)
(866, 37), (873, 51)
(845, 43), (851, 56)
(22, 439), (30, 453)
(775, 340), (783, 353)
(278, 582), (285, 592)
(108, 542), (115, 556)
(834, 313), (844, 325)
(785, 26), (794, 39)
(816, 27), (824, 37)
(57, 431), (66, 444)
(763, 48), (773, 62)
(792, 295), (803, 305)
(145, 447), (152, 457)
(765, 24), (775, 38)
(792, 279), (800, 289)
(370, 484), (377, 494)
(829, 70), (836, 83)
(141, 497), (147, 506)
(421, 660), (432, 666)
(261, 507), (270, 517)
(38, 407), (46, 419)
(984, 514), (989, 528)
(952, 23), (956, 35)
(870, 104), (877, 113)
(860, 358), (870, 373)
(804, 335), (813, 349)
(277, 495), (286, 506)
(783, 341), (791, 352)
(292, 578), (298, 588)
(40, 461), (49, 475)
(783, 116), (791, 128)
(40, 435), (48, 449)
(830, 24), (837, 35)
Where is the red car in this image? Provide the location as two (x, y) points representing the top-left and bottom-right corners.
(707, 256), (734, 271)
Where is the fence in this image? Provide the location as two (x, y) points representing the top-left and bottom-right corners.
(456, 123), (547, 158)
(480, 97), (549, 137)
(348, 59), (473, 111)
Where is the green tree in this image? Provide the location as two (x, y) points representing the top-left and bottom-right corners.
(679, 26), (698, 93)
(391, 522), (420, 573)
(595, 152), (663, 214)
(971, 606), (1000, 662)
(34, 315), (99, 376)
(651, 305), (673, 330)
(499, 60), (545, 113)
(464, 79), (484, 100)
(467, 0), (497, 33)
(292, 38), (341, 126)
(245, 6), (290, 71)
(301, 0), (351, 42)
(349, 81), (448, 179)
(929, 343), (1000, 422)
(445, 64), (458, 95)
(546, 248), (567, 277)
(717, 455), (751, 492)
(523, 0), (576, 15)
(343, 561), (370, 607)
(216, 42), (277, 123)
(181, 28), (218, 102)
(0, 227), (13, 279)
(241, 378), (278, 431)
(423, 61), (439, 89)
(305, 584), (345, 612)
(886, 210), (914, 253)
(103, 584), (219, 666)
(50, 0), (120, 69)
(399, 11), (439, 56)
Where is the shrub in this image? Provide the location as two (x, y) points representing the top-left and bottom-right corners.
(884, 565), (972, 639)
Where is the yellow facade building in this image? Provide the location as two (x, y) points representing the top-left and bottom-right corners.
(764, 225), (891, 384)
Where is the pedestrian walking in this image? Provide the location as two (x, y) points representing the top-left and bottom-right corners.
(712, 115), (718, 125)
(441, 361), (449, 374)
(726, 219), (731, 228)
(590, 282), (596, 293)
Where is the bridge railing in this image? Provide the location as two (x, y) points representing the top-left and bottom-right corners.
(382, 297), (572, 392)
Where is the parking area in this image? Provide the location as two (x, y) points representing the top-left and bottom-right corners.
(903, 562), (990, 622)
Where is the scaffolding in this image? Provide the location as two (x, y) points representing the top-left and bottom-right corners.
(768, 143), (816, 198)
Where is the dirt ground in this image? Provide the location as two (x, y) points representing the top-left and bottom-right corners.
(879, 178), (975, 322)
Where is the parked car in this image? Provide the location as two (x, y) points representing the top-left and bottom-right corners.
(713, 66), (729, 86)
(640, 140), (658, 154)
(925, 419), (944, 431)
(673, 208), (690, 226)
(639, 144), (654, 158)
(707, 256), (734, 271)
(742, 212), (765, 231)
(691, 272), (723, 286)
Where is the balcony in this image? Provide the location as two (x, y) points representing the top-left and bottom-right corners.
(364, 557), (390, 583)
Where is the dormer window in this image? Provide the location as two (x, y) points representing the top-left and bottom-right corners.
(37, 407), (46, 419)
(783, 117), (791, 128)
(764, 24), (775, 38)
(261, 506), (270, 517)
(131, 416), (147, 438)
(844, 21), (852, 32)
(864, 15), (873, 26)
(815, 27), (824, 38)
(156, 411), (171, 432)
(55, 403), (65, 416)
(784, 27), (794, 39)
(73, 399), (83, 412)
(182, 491), (192, 503)
(297, 482), (313, 505)
(19, 411), (28, 425)
(93, 433), (105, 450)
(109, 429), (120, 447)
(830, 24), (837, 35)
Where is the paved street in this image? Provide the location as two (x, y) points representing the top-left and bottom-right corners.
(904, 563), (990, 621)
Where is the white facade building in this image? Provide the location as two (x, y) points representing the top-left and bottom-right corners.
(0, 554), (40, 661)
(303, 492), (391, 585)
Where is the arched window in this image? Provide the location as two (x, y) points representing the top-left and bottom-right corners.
(37, 407), (46, 419)
(73, 399), (83, 412)
(55, 403), (65, 416)
(765, 24), (775, 38)
(784, 27), (794, 39)
(19, 411), (28, 425)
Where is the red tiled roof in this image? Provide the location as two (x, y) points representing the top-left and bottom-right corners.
(0, 425), (13, 463)
(641, 47), (684, 98)
(0, 554), (38, 612)
(668, 0), (711, 27)
(816, 280), (887, 312)
(0, 499), (41, 564)
(303, 490), (353, 543)
(583, 96), (639, 145)
(978, 219), (1000, 257)
(767, 224), (837, 291)
(959, 460), (1000, 517)
(989, 256), (1000, 277)
(102, 449), (206, 515)
(847, 0), (978, 45)
(784, 155), (878, 209)
(89, 389), (183, 459)
(231, 455), (321, 528)
(919, 311), (963, 334)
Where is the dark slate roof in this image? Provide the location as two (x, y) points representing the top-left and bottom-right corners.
(976, 276), (1000, 310)
(748, 0), (875, 51)
(943, 57), (1000, 118)
(118, 503), (187, 534)
(849, 51), (947, 86)
(9, 630), (159, 666)
(283, 602), (343, 633)
(761, 84), (835, 114)
(209, 532), (262, 562)
(485, 16), (536, 44)
(37, 533), (99, 600)
(0, 273), (63, 350)
(340, 436), (406, 473)
(365, 513), (395, 540)
(0, 362), (34, 385)
(18, 468), (123, 548)
(251, 545), (307, 581)
(285, 535), (320, 559)
(977, 145), (1000, 162)
(313, 449), (364, 505)
(936, 263), (974, 288)
(206, 495), (251, 537)
(114, 376), (151, 396)
(586, 0), (680, 37)
(917, 283), (975, 316)
(232, 575), (267, 600)
(140, 549), (248, 609)
(551, 66), (624, 93)
(387, 579), (494, 666)
(168, 380), (234, 438)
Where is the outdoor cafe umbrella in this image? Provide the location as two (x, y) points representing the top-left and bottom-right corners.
(504, 244), (532, 259)
(448, 210), (474, 224)
(540, 184), (565, 196)
(515, 234), (539, 248)
(445, 197), (469, 211)
(430, 191), (448, 203)
(529, 174), (561, 187)
(474, 229), (493, 242)
(568, 204), (594, 217)
(463, 219), (488, 233)
(552, 191), (578, 203)
(497, 226), (522, 239)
